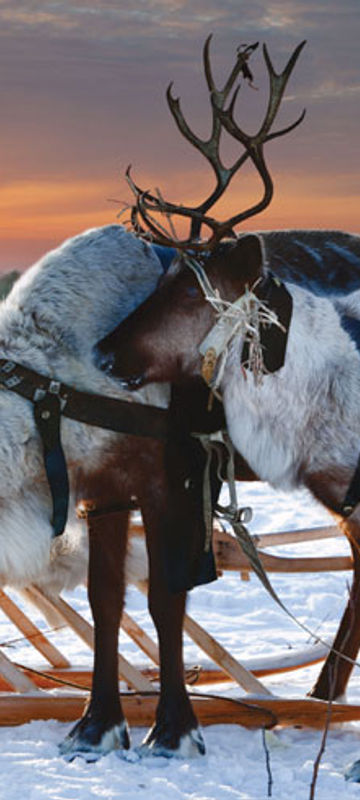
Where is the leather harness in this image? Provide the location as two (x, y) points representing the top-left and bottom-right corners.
(0, 359), (169, 536)
(0, 265), (357, 543)
(0, 275), (297, 540)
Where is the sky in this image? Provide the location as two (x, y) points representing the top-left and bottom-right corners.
(0, 0), (359, 271)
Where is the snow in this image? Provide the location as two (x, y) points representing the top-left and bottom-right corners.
(1, 482), (360, 799)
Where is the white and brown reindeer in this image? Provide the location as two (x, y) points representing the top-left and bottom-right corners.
(95, 32), (360, 741)
(0, 221), (230, 760)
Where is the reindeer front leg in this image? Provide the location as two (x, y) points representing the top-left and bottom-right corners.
(59, 508), (130, 758)
(140, 501), (205, 758)
(138, 432), (220, 757)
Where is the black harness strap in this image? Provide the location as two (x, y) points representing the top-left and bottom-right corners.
(77, 498), (139, 520)
(33, 392), (69, 536)
(0, 359), (169, 537)
(0, 360), (169, 438)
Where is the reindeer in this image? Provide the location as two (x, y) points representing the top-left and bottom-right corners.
(0, 222), (234, 761)
(95, 35), (360, 719)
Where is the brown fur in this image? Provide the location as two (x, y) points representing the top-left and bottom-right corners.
(62, 386), (224, 756)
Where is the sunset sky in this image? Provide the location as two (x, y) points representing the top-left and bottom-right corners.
(1, 0), (359, 271)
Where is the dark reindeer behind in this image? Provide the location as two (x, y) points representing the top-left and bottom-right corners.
(95, 35), (360, 714)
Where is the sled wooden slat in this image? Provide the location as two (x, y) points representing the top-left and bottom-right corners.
(135, 580), (271, 696)
(251, 525), (341, 548)
(22, 586), (66, 629)
(129, 522), (350, 573)
(213, 528), (352, 573)
(27, 587), (154, 694)
(0, 589), (69, 669)
(121, 611), (159, 665)
(0, 521), (357, 729)
(0, 639), (330, 692)
(183, 614), (272, 696)
(0, 650), (38, 693)
(2, 692), (360, 730)
(0, 668), (92, 692)
(129, 521), (342, 549)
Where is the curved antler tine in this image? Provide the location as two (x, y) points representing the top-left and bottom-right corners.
(263, 39), (306, 80)
(264, 41), (306, 135)
(256, 40), (306, 140)
(135, 186), (223, 251)
(166, 82), (206, 153)
(135, 192), (173, 245)
(226, 84), (241, 119)
(126, 165), (163, 209)
(265, 107), (306, 143)
(203, 34), (216, 93)
(126, 165), (143, 198)
(215, 150), (274, 236)
(136, 197), (216, 252)
(126, 38), (305, 250)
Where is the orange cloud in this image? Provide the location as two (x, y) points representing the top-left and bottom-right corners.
(0, 178), (117, 245)
(0, 165), (358, 272)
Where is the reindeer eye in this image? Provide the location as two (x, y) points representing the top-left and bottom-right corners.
(186, 286), (200, 298)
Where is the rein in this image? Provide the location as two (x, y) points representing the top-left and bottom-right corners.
(0, 359), (169, 536)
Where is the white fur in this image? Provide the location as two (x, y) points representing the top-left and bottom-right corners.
(138, 726), (205, 758)
(222, 279), (360, 493)
(0, 225), (166, 589)
(59, 719), (130, 758)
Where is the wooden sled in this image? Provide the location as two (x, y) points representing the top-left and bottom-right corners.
(0, 521), (356, 730)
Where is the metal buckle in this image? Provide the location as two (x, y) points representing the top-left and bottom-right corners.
(49, 380), (68, 410)
(33, 388), (46, 403)
(4, 374), (22, 389)
(33, 383), (67, 410)
(0, 361), (16, 373)
(49, 380), (61, 395)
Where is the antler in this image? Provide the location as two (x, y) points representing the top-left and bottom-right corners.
(127, 37), (306, 251)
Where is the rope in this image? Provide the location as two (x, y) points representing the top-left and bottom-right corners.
(129, 689), (277, 729)
(184, 255), (285, 393)
(0, 659), (276, 726)
(0, 624), (67, 650)
(12, 661), (92, 692)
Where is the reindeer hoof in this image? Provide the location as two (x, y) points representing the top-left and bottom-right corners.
(138, 724), (205, 758)
(59, 717), (130, 760)
(345, 759), (360, 782)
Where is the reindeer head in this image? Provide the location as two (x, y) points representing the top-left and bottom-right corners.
(95, 37), (305, 390)
(95, 234), (266, 387)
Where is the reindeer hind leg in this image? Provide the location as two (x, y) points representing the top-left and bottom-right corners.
(310, 512), (360, 701)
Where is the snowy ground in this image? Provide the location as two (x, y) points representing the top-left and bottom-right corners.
(1, 482), (360, 799)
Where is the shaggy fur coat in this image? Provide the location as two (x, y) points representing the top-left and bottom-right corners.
(0, 225), (167, 589)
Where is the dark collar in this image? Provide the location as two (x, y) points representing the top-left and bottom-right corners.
(241, 272), (293, 374)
